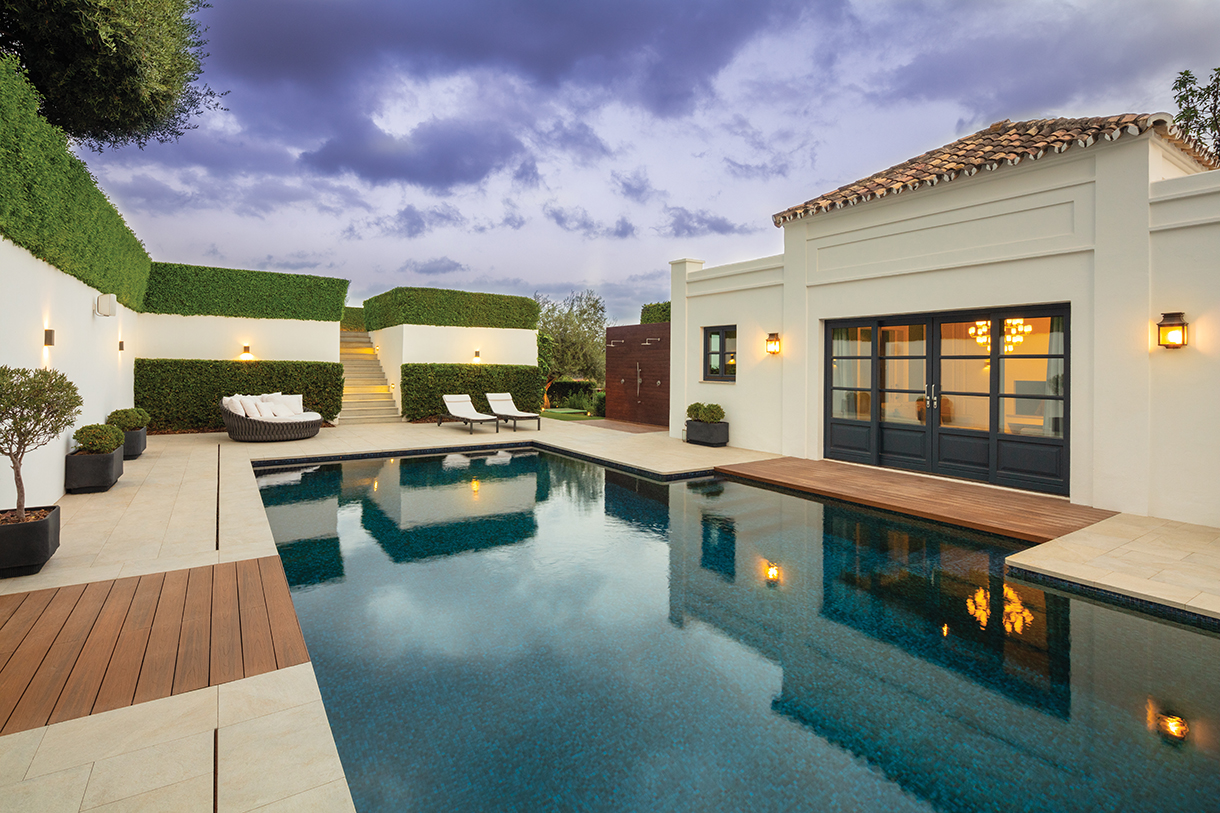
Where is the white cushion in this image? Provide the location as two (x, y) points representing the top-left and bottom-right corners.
(269, 401), (294, 418)
(256, 411), (322, 423)
(239, 396), (262, 418)
(254, 399), (276, 418)
(282, 394), (304, 415)
(259, 392), (283, 402)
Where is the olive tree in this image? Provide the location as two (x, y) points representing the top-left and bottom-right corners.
(0, 366), (82, 521)
(1173, 68), (1220, 158)
(535, 290), (608, 386)
(0, 0), (224, 150)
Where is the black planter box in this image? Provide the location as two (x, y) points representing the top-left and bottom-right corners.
(65, 446), (124, 493)
(123, 427), (147, 460)
(0, 505), (60, 578)
(686, 420), (729, 447)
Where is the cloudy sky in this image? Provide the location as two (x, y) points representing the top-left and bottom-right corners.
(83, 0), (1220, 322)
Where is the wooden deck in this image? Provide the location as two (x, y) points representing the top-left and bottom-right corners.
(0, 556), (308, 735)
(715, 457), (1116, 543)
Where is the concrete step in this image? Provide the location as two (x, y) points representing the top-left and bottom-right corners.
(341, 362), (383, 371)
(339, 415), (403, 425)
(342, 391), (393, 401)
(344, 385), (390, 394)
(340, 347), (376, 355)
(341, 405), (400, 416)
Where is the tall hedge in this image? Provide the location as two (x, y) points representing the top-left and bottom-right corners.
(0, 55), (151, 308)
(365, 287), (539, 331)
(135, 359), (344, 430)
(400, 364), (544, 421)
(143, 262), (349, 321)
(341, 306), (365, 331)
(640, 301), (671, 324)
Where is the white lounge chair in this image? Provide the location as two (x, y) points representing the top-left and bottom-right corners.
(486, 392), (541, 432)
(439, 394), (500, 434)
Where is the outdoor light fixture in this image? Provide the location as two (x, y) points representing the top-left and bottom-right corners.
(473, 349), (481, 364)
(765, 561), (780, 588)
(1157, 713), (1189, 743)
(118, 341), (124, 351)
(1157, 312), (1188, 349)
(766, 333), (781, 354)
(44, 329), (54, 346)
(240, 344), (254, 361)
(95, 293), (117, 317)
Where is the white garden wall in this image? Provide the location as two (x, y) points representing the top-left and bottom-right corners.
(138, 312), (338, 362)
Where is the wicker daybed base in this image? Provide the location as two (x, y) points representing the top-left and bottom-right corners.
(222, 403), (322, 442)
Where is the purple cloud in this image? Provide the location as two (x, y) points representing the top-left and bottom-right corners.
(658, 206), (755, 237)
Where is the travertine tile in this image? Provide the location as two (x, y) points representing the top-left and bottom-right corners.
(0, 727), (44, 787)
(218, 663), (322, 728)
(1096, 571), (1201, 607)
(87, 773), (212, 812)
(81, 730), (212, 809)
(2, 764), (91, 813)
(249, 778), (356, 812)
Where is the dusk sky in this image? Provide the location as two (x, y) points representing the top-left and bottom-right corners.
(83, 0), (1220, 322)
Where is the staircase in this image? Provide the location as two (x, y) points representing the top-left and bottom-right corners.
(339, 332), (401, 424)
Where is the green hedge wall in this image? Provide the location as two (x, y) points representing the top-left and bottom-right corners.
(341, 306), (365, 331)
(400, 364), (544, 421)
(135, 359), (344, 431)
(640, 301), (671, 324)
(143, 263), (349, 321)
(0, 56), (151, 309)
(365, 287), (539, 331)
(546, 380), (596, 404)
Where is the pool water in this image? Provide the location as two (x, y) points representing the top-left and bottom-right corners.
(257, 451), (1220, 813)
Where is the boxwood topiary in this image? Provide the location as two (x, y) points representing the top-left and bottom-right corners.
(105, 407), (150, 431)
(73, 424), (124, 454)
(400, 364), (544, 421)
(686, 402), (724, 423)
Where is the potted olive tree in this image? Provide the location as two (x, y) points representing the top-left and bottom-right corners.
(65, 424), (125, 493)
(0, 366), (83, 577)
(685, 402), (729, 447)
(106, 408), (150, 459)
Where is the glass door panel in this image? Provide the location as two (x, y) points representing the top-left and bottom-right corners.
(833, 391), (871, 421)
(1002, 398), (1064, 438)
(832, 359), (872, 389)
(833, 326), (872, 356)
(881, 392), (927, 425)
(881, 359), (926, 391)
(940, 395), (990, 431)
(1001, 358), (1065, 397)
(940, 358), (990, 394)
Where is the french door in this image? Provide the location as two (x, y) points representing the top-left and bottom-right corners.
(825, 306), (1070, 495)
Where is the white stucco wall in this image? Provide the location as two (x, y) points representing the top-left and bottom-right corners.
(674, 129), (1220, 526)
(0, 237), (139, 510)
(138, 312), (339, 362)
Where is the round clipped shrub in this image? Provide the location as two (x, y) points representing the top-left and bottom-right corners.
(105, 407), (150, 431)
(686, 402), (705, 421)
(700, 403), (725, 423)
(73, 424), (124, 454)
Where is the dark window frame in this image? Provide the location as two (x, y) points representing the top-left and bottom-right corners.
(703, 325), (737, 381)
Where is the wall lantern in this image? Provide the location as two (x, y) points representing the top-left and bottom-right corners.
(1157, 312), (1188, 349)
(473, 349), (481, 364)
(765, 561), (780, 588)
(1157, 713), (1189, 743)
(240, 344), (254, 361)
(765, 333), (781, 354)
(118, 340), (124, 351)
(44, 329), (55, 347)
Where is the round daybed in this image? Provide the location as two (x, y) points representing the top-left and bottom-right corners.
(221, 395), (323, 442)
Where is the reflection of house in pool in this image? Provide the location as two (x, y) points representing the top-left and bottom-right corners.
(258, 466), (345, 589)
(603, 469), (669, 538)
(669, 480), (1220, 813)
(361, 452), (541, 563)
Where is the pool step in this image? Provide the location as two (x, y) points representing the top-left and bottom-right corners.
(339, 331), (400, 425)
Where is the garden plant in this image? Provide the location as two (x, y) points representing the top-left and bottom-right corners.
(0, 366), (82, 522)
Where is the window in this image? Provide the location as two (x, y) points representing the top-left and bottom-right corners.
(703, 326), (737, 381)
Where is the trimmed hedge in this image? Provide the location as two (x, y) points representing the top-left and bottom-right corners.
(640, 301), (671, 324)
(0, 56), (151, 309)
(365, 287), (539, 331)
(341, 306), (365, 331)
(400, 364), (544, 421)
(143, 262), (349, 321)
(135, 359), (344, 430)
(547, 380), (596, 405)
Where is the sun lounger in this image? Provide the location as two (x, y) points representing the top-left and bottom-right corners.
(486, 392), (541, 431)
(440, 394), (500, 434)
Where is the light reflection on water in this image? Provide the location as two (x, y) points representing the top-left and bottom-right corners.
(258, 452), (1220, 813)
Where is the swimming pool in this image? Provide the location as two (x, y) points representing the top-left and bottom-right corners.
(257, 450), (1220, 812)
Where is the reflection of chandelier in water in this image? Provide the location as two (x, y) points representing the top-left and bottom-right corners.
(966, 584), (1034, 634)
(967, 318), (1034, 354)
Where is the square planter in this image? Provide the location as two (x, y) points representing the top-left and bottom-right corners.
(122, 427), (147, 460)
(0, 505), (60, 577)
(65, 446), (124, 494)
(686, 420), (729, 447)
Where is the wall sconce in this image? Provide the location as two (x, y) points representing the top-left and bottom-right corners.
(118, 341), (124, 351)
(95, 293), (117, 317)
(473, 349), (481, 364)
(240, 344), (254, 361)
(1157, 312), (1188, 348)
(765, 561), (780, 588)
(766, 333), (781, 354)
(44, 329), (55, 347)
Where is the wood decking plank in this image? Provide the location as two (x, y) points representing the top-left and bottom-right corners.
(133, 568), (189, 704)
(48, 577), (140, 725)
(715, 458), (1115, 543)
(4, 581), (114, 734)
(172, 566), (213, 695)
(0, 585), (85, 730)
(94, 572), (164, 713)
(209, 562), (242, 686)
(259, 556), (309, 669)
(0, 590), (56, 674)
(0, 593), (28, 633)
(236, 558), (276, 677)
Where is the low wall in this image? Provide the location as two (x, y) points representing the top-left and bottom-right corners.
(138, 313), (339, 362)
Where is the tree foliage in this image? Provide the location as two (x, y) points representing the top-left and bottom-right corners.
(0, 366), (82, 520)
(0, 0), (223, 150)
(535, 290), (607, 385)
(1173, 68), (1220, 158)
(640, 301), (671, 324)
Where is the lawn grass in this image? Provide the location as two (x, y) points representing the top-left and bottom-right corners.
(541, 409), (601, 422)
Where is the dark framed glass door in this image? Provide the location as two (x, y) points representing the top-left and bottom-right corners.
(825, 305), (1070, 495)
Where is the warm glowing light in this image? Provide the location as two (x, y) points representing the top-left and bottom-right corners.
(967, 587), (990, 629)
(373, 479), (378, 492)
(473, 349), (482, 364)
(765, 333), (781, 354)
(1157, 313), (1188, 349)
(942, 623), (949, 637)
(471, 479), (480, 494)
(965, 584), (1035, 634)
(1158, 714), (1189, 741)
(240, 344), (254, 361)
(764, 561), (780, 587)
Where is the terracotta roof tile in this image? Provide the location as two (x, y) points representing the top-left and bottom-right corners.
(773, 113), (1218, 226)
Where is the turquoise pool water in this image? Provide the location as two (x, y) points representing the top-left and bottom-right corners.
(257, 450), (1220, 812)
